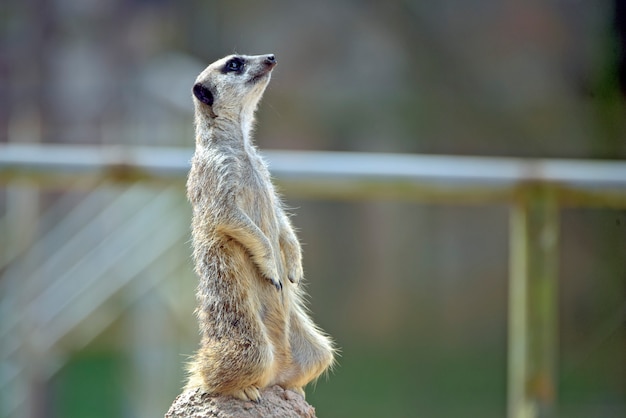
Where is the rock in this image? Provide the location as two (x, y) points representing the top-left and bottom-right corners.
(165, 385), (317, 418)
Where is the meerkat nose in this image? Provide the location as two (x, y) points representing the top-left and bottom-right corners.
(265, 55), (276, 66)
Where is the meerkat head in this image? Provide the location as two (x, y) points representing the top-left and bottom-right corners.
(192, 54), (277, 126)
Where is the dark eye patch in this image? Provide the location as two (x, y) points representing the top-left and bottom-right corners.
(223, 57), (245, 74)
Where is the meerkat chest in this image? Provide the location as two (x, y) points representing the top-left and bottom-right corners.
(237, 152), (278, 226)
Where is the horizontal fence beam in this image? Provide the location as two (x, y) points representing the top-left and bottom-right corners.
(1, 144), (626, 207)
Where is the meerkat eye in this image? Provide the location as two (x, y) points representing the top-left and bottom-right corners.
(224, 57), (244, 73)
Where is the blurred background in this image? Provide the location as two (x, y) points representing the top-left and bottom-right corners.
(1, 0), (625, 417)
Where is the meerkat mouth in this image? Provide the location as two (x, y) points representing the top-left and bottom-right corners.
(248, 70), (271, 84)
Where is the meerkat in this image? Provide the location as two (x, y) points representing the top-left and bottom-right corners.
(185, 53), (335, 402)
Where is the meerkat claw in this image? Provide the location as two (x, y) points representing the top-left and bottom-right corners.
(287, 273), (302, 284)
(233, 386), (261, 402)
(266, 276), (282, 291)
(286, 262), (303, 285)
(245, 386), (261, 402)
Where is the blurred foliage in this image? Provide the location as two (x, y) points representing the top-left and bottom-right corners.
(52, 353), (123, 418)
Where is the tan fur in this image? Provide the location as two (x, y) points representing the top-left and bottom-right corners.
(185, 54), (335, 402)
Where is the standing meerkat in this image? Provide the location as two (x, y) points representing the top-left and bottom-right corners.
(185, 53), (335, 402)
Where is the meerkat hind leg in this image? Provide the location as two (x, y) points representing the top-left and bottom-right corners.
(283, 302), (335, 390)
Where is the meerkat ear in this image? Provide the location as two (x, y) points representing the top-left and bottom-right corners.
(193, 83), (214, 106)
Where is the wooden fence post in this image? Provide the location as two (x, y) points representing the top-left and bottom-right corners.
(508, 184), (559, 418)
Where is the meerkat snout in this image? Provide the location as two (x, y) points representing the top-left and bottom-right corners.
(192, 83), (214, 106)
(249, 54), (277, 83)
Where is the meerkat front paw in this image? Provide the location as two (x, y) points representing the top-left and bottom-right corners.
(257, 257), (282, 291)
(285, 258), (303, 285)
(280, 234), (303, 284)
